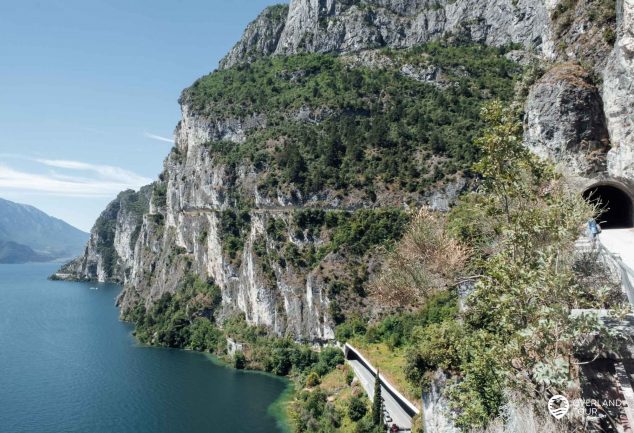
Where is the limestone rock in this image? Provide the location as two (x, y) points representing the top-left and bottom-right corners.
(59, 0), (634, 343)
(604, 0), (634, 180)
(525, 63), (610, 176)
(60, 186), (152, 283)
(219, 5), (289, 69)
(221, 0), (555, 69)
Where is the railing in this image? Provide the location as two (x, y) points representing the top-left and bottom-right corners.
(344, 343), (420, 416)
(597, 241), (634, 308)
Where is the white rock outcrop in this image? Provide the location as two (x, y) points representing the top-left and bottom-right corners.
(604, 0), (634, 180)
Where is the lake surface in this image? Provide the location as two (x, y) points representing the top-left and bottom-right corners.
(0, 263), (289, 433)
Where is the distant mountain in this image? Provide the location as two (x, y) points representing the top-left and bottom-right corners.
(0, 240), (49, 264)
(0, 198), (89, 264)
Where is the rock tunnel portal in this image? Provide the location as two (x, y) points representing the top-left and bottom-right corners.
(583, 184), (634, 229)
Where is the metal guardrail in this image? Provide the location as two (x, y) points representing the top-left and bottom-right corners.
(344, 343), (420, 416)
(597, 241), (634, 308)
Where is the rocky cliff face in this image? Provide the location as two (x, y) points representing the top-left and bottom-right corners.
(62, 0), (634, 341)
(59, 187), (151, 283)
(221, 0), (555, 69)
(221, 0), (631, 180)
(604, 0), (634, 180)
(115, 145), (337, 339)
(92, 99), (468, 340)
(519, 0), (634, 189)
(279, 0), (554, 54)
(219, 5), (289, 70)
(61, 45), (501, 340)
(524, 63), (611, 176)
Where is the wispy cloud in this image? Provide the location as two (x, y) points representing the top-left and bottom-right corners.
(144, 132), (174, 144)
(0, 159), (153, 197)
(36, 159), (150, 185)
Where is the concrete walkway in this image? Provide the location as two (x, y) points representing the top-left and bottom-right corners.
(600, 229), (634, 272)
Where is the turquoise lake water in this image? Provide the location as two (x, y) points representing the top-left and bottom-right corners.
(0, 263), (289, 433)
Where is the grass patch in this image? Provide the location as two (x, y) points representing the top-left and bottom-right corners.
(349, 340), (421, 405)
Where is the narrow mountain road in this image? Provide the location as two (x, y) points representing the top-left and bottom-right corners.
(180, 206), (361, 216)
(347, 359), (413, 431)
(600, 228), (634, 272)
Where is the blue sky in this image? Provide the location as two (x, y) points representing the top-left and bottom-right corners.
(0, 0), (282, 231)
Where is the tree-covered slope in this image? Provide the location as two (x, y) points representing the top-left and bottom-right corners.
(181, 44), (521, 199)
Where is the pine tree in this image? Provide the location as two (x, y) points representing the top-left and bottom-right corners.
(372, 370), (384, 428)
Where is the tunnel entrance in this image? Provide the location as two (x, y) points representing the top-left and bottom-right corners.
(583, 184), (634, 229)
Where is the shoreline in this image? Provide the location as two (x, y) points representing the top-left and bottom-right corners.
(268, 380), (295, 433)
(129, 334), (296, 432)
(202, 352), (296, 433)
(53, 275), (296, 433)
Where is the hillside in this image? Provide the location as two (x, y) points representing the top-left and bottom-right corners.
(0, 198), (88, 263)
(60, 43), (521, 339)
(58, 0), (633, 338)
(0, 240), (49, 264)
(57, 0), (634, 431)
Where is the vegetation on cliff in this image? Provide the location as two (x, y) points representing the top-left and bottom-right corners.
(338, 100), (627, 429)
(128, 273), (223, 349)
(127, 271), (345, 376)
(284, 97), (627, 431)
(181, 43), (523, 328)
(93, 188), (150, 277)
(182, 43), (520, 197)
(118, 44), (530, 432)
(53, 0), (633, 429)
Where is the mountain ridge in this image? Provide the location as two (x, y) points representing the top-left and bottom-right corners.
(0, 197), (89, 263)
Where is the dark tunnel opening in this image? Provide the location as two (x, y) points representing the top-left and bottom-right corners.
(583, 184), (634, 229)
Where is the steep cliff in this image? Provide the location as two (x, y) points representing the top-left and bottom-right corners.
(58, 186), (152, 283)
(221, 0), (630, 183)
(604, 0), (634, 179)
(62, 43), (519, 340)
(61, 0), (634, 342)
(524, 63), (611, 176)
(220, 0), (555, 69)
(219, 5), (289, 70)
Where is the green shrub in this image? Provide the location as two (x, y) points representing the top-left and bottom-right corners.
(354, 416), (383, 433)
(130, 274), (222, 349)
(219, 209), (251, 259)
(189, 318), (222, 352)
(335, 316), (368, 342)
(152, 182), (167, 208)
(604, 27), (616, 45)
(346, 369), (355, 385)
(312, 347), (344, 376)
(347, 395), (368, 421)
(306, 371), (321, 387)
(329, 209), (409, 255)
(364, 291), (459, 348)
(234, 352), (247, 369)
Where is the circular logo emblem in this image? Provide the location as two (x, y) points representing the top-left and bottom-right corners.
(548, 395), (570, 419)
